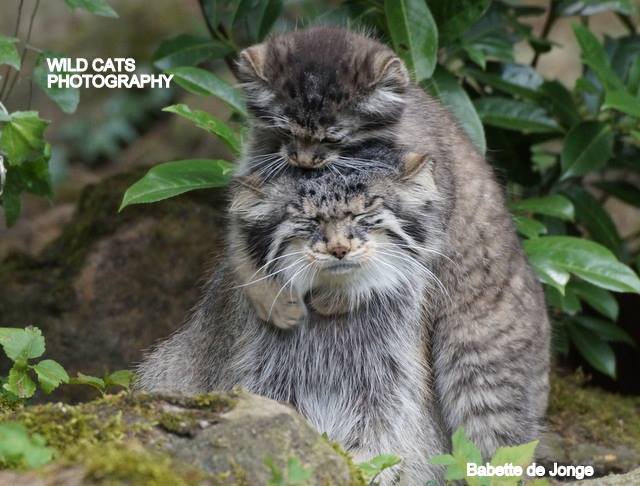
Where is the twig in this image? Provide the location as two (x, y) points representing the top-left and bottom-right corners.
(4, 0), (40, 104)
(532, 1), (557, 67)
(197, 0), (239, 78)
(0, 0), (25, 101)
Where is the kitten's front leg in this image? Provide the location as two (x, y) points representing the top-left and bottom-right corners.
(235, 259), (307, 329)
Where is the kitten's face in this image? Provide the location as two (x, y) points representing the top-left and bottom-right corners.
(238, 28), (409, 170)
(232, 161), (438, 302)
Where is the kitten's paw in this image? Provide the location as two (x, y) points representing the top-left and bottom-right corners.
(270, 298), (308, 329)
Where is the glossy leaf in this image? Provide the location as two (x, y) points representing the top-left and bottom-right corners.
(510, 195), (574, 221)
(513, 215), (547, 239)
(120, 159), (233, 210)
(563, 186), (621, 253)
(31, 359), (70, 394)
(540, 80), (581, 129)
(546, 286), (582, 315)
(33, 52), (80, 114)
(568, 324), (616, 378)
(594, 181), (640, 207)
(466, 64), (542, 101)
(429, 0), (490, 45)
(163, 104), (241, 155)
(0, 35), (20, 70)
(561, 121), (613, 180)
(385, 0), (438, 81)
(0, 111), (49, 165)
(423, 68), (485, 154)
(474, 97), (562, 133)
(570, 281), (619, 320)
(573, 316), (634, 346)
(167, 67), (247, 117)
(527, 254), (571, 295)
(523, 236), (640, 293)
(64, 0), (118, 17)
(152, 35), (232, 70)
(556, 0), (635, 16)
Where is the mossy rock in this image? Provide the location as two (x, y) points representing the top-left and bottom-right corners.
(0, 169), (227, 402)
(0, 390), (363, 485)
(540, 372), (640, 477)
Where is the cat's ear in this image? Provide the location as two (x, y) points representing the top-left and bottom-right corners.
(372, 53), (410, 90)
(400, 152), (431, 180)
(237, 44), (269, 83)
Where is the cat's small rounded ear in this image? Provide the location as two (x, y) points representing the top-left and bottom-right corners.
(237, 44), (269, 83)
(372, 53), (410, 90)
(400, 152), (432, 180)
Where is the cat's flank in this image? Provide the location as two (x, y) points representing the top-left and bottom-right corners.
(138, 162), (449, 483)
(232, 26), (551, 459)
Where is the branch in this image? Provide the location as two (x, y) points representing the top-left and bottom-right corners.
(532, 1), (557, 68)
(0, 0), (25, 101)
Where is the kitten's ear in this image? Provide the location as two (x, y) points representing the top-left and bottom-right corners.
(400, 152), (431, 180)
(237, 44), (269, 83)
(372, 53), (410, 90)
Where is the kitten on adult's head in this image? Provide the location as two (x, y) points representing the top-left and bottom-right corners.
(237, 27), (409, 172)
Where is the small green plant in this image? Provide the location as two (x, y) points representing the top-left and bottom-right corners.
(0, 421), (53, 469)
(265, 456), (313, 486)
(69, 369), (135, 396)
(0, 326), (134, 401)
(0, 327), (69, 400)
(0, 0), (118, 226)
(430, 427), (548, 486)
(357, 454), (402, 485)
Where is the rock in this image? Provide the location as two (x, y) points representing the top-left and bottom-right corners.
(0, 390), (363, 485)
(0, 170), (227, 402)
(563, 466), (640, 485)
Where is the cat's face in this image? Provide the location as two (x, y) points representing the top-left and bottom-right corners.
(237, 27), (409, 171)
(231, 155), (439, 302)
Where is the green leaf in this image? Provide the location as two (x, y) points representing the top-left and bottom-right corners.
(1, 181), (21, 227)
(563, 186), (621, 253)
(567, 323), (616, 378)
(448, 427), (483, 485)
(423, 68), (485, 154)
(528, 254), (571, 295)
(285, 456), (312, 484)
(104, 369), (135, 390)
(556, 0), (635, 16)
(474, 97), (562, 133)
(561, 121), (613, 180)
(429, 0), (490, 45)
(120, 159), (233, 210)
(0, 422), (53, 469)
(357, 454), (402, 483)
(64, 0), (118, 17)
(466, 64), (542, 101)
(70, 372), (106, 391)
(31, 359), (70, 394)
(546, 286), (582, 315)
(0, 111), (50, 165)
(513, 215), (547, 239)
(0, 35), (20, 70)
(490, 440), (539, 471)
(0, 327), (46, 363)
(603, 88), (640, 118)
(167, 67), (247, 117)
(570, 281), (619, 320)
(385, 0), (438, 81)
(594, 181), (640, 207)
(523, 236), (640, 294)
(152, 35), (232, 70)
(573, 316), (634, 346)
(163, 104), (241, 155)
(510, 195), (574, 221)
(33, 52), (80, 114)
(243, 0), (284, 42)
(540, 80), (581, 129)
(4, 367), (37, 398)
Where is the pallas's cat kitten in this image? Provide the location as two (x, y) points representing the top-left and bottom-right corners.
(138, 160), (448, 483)
(233, 27), (551, 459)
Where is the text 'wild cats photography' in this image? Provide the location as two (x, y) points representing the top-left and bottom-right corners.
(1, 1), (640, 485)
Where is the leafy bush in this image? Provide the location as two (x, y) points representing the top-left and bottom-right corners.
(122, 1), (640, 379)
(0, 326), (134, 402)
(0, 0), (118, 226)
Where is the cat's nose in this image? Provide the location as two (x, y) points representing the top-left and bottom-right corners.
(329, 245), (349, 259)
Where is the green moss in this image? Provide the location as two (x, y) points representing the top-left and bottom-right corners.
(73, 443), (207, 485)
(327, 438), (366, 486)
(548, 371), (640, 451)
